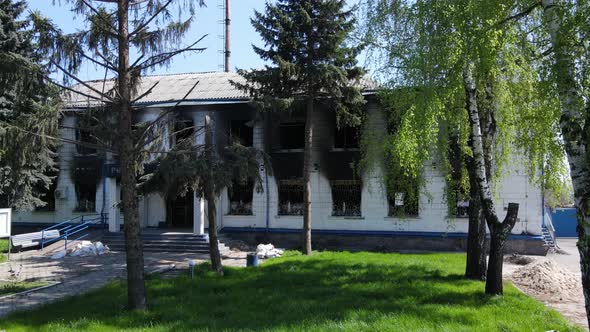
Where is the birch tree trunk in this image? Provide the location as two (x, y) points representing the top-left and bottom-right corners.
(542, 0), (590, 325)
(117, 0), (146, 310)
(465, 157), (487, 280)
(205, 114), (224, 275)
(464, 63), (519, 295)
(302, 97), (314, 255)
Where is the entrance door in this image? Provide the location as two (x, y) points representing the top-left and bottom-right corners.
(166, 191), (194, 228)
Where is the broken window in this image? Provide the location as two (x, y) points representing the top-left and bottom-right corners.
(35, 169), (58, 212)
(278, 179), (304, 216)
(230, 120), (254, 146)
(228, 180), (254, 215)
(279, 123), (305, 150)
(334, 126), (360, 149)
(174, 119), (194, 145)
(388, 191), (419, 217)
(72, 157), (100, 212)
(331, 180), (362, 217)
(75, 128), (97, 155)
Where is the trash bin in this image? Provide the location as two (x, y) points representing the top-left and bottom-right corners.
(246, 253), (259, 267)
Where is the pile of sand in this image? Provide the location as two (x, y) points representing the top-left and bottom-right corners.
(511, 259), (581, 301)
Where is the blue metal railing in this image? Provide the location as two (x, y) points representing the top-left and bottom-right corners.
(40, 213), (107, 250)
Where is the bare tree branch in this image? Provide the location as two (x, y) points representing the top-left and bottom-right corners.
(134, 35), (207, 71)
(51, 60), (115, 102)
(131, 81), (160, 104)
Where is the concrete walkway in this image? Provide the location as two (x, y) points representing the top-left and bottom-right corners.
(0, 247), (248, 318)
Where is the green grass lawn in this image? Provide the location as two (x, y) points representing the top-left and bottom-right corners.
(0, 251), (581, 331)
(0, 239), (8, 263)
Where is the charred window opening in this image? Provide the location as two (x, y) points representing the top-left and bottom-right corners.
(35, 169), (58, 212)
(334, 126), (360, 149)
(278, 179), (304, 216)
(279, 123), (305, 150)
(75, 129), (97, 155)
(72, 157), (100, 213)
(331, 180), (362, 217)
(388, 191), (419, 217)
(174, 119), (194, 145)
(230, 120), (253, 146)
(228, 180), (254, 215)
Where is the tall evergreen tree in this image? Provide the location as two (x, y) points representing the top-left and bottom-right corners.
(0, 0), (59, 211)
(235, 0), (365, 255)
(31, 0), (206, 310)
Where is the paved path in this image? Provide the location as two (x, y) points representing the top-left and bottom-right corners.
(0, 247), (248, 318)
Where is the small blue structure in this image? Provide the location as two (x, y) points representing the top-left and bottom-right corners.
(551, 208), (577, 238)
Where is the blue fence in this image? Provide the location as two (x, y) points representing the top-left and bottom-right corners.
(551, 208), (577, 238)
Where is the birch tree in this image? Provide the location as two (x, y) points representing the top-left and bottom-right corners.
(31, 0), (206, 310)
(361, 0), (566, 294)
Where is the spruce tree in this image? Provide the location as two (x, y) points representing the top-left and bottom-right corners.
(235, 0), (365, 255)
(0, 0), (59, 211)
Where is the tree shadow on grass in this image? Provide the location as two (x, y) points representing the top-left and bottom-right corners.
(0, 252), (577, 332)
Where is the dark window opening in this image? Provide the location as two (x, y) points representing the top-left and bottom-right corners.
(388, 191), (419, 217)
(174, 119), (194, 145)
(76, 129), (97, 155)
(74, 182), (96, 212)
(278, 179), (304, 216)
(35, 170), (58, 212)
(334, 126), (360, 149)
(456, 200), (469, 218)
(279, 123), (305, 150)
(228, 180), (254, 215)
(331, 180), (362, 217)
(230, 120), (254, 146)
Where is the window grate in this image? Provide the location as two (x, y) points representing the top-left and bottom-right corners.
(388, 192), (419, 217)
(278, 179), (304, 216)
(228, 181), (253, 215)
(331, 180), (362, 217)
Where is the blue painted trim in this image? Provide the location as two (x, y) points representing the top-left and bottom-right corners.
(221, 227), (543, 241)
(13, 222), (107, 229)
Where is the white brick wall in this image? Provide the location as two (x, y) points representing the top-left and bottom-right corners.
(13, 106), (544, 237)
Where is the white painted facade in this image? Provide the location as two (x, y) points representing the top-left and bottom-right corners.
(12, 100), (544, 237)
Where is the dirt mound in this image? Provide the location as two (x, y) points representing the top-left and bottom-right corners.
(505, 254), (536, 265)
(511, 259), (580, 301)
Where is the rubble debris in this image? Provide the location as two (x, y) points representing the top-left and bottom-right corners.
(256, 243), (284, 259)
(50, 241), (110, 259)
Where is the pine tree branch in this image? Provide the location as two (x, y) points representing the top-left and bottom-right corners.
(47, 77), (108, 103)
(77, 0), (119, 35)
(133, 35), (207, 71)
(129, 0), (174, 37)
(135, 80), (201, 149)
(130, 81), (160, 103)
(50, 60), (115, 102)
(79, 51), (118, 72)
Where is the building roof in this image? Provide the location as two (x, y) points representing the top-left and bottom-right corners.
(64, 71), (380, 108)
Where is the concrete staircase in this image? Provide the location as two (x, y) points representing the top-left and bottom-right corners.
(101, 232), (229, 254)
(541, 226), (557, 251)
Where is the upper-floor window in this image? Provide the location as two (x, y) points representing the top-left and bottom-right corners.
(174, 119), (194, 145)
(334, 126), (360, 149)
(75, 129), (97, 155)
(230, 120), (253, 147)
(279, 123), (305, 150)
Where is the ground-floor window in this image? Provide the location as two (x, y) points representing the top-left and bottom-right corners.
(71, 157), (100, 213)
(388, 191), (419, 217)
(456, 200), (469, 218)
(35, 168), (58, 212)
(74, 182), (96, 212)
(228, 180), (254, 215)
(331, 180), (362, 217)
(278, 179), (304, 216)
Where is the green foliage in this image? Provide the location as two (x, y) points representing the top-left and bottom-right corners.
(361, 0), (569, 215)
(139, 138), (268, 200)
(0, 252), (580, 331)
(0, 0), (60, 211)
(234, 0), (366, 126)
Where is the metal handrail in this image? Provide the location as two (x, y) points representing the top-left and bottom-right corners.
(40, 214), (107, 250)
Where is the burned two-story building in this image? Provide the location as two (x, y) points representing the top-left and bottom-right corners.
(13, 71), (551, 254)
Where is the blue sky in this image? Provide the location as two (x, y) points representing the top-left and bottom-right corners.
(28, 0), (364, 81)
